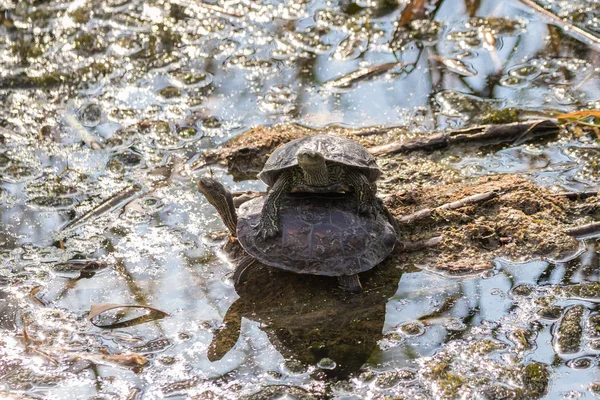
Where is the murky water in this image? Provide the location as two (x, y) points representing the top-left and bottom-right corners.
(1, 0), (600, 398)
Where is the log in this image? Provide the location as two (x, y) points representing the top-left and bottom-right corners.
(369, 120), (559, 156)
(398, 190), (499, 225)
(565, 222), (600, 238)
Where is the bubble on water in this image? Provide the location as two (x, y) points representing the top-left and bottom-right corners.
(567, 356), (595, 370)
(499, 75), (527, 88)
(398, 321), (426, 337)
(259, 85), (297, 115)
(334, 35), (368, 60)
(77, 103), (103, 127)
(511, 283), (534, 297)
(316, 357), (337, 370)
(444, 318), (467, 331)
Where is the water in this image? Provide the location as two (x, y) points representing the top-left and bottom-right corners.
(1, 0), (600, 398)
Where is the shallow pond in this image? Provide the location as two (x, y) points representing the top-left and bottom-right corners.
(1, 0), (600, 398)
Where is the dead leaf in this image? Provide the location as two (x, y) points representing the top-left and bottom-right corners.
(29, 286), (48, 306)
(556, 110), (600, 119)
(71, 352), (148, 367)
(398, 0), (427, 27)
(432, 55), (477, 76)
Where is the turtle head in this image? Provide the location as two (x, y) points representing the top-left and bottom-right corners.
(297, 150), (325, 170)
(198, 177), (238, 237)
(297, 150), (328, 186)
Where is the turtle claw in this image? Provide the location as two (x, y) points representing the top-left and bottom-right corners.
(256, 219), (280, 239)
(358, 202), (378, 218)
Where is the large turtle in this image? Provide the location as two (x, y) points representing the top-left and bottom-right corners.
(198, 177), (398, 292)
(256, 134), (381, 239)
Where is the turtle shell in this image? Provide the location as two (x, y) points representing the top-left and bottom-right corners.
(237, 194), (396, 276)
(257, 134), (381, 187)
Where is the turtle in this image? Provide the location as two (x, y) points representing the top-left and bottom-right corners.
(255, 134), (382, 239)
(198, 177), (398, 293)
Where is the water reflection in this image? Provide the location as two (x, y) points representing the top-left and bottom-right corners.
(208, 262), (403, 380)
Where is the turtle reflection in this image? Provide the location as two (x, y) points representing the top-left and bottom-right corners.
(208, 261), (403, 379)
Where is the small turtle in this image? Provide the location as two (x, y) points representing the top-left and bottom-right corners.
(256, 134), (381, 239)
(198, 177), (398, 292)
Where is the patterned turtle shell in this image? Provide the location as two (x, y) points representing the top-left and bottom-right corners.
(237, 193), (396, 276)
(257, 134), (381, 187)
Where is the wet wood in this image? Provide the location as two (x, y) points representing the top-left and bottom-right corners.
(398, 190), (499, 224)
(369, 120), (558, 156)
(565, 222), (600, 238)
(517, 0), (600, 51)
(397, 235), (443, 252)
(552, 191), (598, 200)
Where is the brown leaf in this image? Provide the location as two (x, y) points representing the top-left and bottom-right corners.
(398, 0), (427, 27)
(71, 352), (148, 367)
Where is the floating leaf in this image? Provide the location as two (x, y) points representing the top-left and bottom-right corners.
(432, 55), (477, 77)
(88, 303), (170, 328)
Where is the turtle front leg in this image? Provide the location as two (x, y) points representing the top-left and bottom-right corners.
(257, 171), (292, 239)
(347, 170), (378, 218)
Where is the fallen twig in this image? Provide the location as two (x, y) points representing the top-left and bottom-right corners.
(60, 184), (145, 232)
(565, 222), (600, 238)
(369, 120), (558, 156)
(397, 235), (443, 252)
(398, 190), (499, 225)
(552, 191), (598, 200)
(517, 0), (600, 51)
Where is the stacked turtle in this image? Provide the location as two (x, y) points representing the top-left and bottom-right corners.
(198, 134), (399, 293)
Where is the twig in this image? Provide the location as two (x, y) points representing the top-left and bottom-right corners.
(517, 0), (600, 52)
(552, 191), (598, 200)
(397, 235), (443, 252)
(368, 120), (558, 156)
(354, 128), (393, 137)
(565, 222), (600, 238)
(398, 190), (499, 224)
(60, 184), (145, 232)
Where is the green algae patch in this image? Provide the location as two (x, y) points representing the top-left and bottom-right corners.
(560, 283), (600, 300)
(522, 362), (550, 398)
(555, 305), (584, 354)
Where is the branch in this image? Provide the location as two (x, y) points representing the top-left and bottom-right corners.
(368, 120), (558, 156)
(552, 191), (598, 200)
(517, 0), (600, 52)
(398, 190), (499, 225)
(397, 235), (443, 252)
(565, 222), (600, 238)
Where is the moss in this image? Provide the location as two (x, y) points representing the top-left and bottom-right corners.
(561, 283), (600, 300)
(435, 372), (467, 398)
(556, 305), (584, 354)
(522, 362), (549, 398)
(509, 328), (533, 351)
(478, 107), (521, 125)
(69, 7), (90, 24)
(468, 339), (505, 354)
